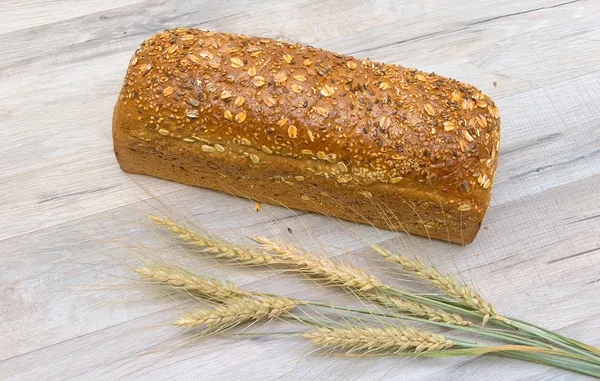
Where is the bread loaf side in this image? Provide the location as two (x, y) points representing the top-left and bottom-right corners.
(113, 28), (500, 243)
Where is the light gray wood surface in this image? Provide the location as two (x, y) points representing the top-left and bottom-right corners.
(1, 1), (599, 380)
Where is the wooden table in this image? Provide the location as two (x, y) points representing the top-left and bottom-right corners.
(1, 1), (599, 380)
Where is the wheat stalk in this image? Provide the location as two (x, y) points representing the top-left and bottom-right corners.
(368, 294), (472, 326)
(173, 296), (304, 329)
(301, 326), (455, 353)
(372, 245), (500, 322)
(149, 215), (279, 265)
(254, 236), (386, 292)
(134, 265), (251, 302)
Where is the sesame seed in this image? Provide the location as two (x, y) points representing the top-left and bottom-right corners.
(261, 145), (273, 154)
(249, 153), (260, 163)
(201, 145), (216, 152)
(158, 128), (170, 136)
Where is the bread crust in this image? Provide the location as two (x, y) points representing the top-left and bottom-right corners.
(113, 28), (500, 243)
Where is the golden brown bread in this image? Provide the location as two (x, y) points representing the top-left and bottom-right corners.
(113, 28), (500, 244)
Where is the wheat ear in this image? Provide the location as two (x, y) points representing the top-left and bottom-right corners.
(368, 294), (472, 326)
(255, 236), (385, 292)
(134, 265), (251, 302)
(301, 326), (454, 353)
(173, 296), (304, 329)
(148, 215), (279, 265)
(372, 245), (500, 321)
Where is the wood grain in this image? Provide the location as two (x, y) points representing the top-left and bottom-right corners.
(1, 0), (599, 380)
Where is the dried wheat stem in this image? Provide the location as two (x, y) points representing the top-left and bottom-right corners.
(173, 296), (304, 328)
(369, 294), (472, 326)
(372, 245), (500, 321)
(148, 215), (279, 265)
(134, 265), (250, 302)
(255, 236), (385, 292)
(301, 326), (455, 353)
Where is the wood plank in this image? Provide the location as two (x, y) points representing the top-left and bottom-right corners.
(0, 0), (148, 34)
(1, 0), (600, 379)
(1, 0), (597, 241)
(1, 172), (598, 379)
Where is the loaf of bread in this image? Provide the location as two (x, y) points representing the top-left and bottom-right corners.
(113, 28), (500, 244)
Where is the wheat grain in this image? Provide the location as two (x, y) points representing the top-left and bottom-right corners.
(134, 265), (250, 302)
(369, 294), (472, 326)
(173, 296), (303, 328)
(301, 326), (454, 353)
(372, 245), (499, 321)
(255, 236), (385, 292)
(149, 215), (278, 265)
